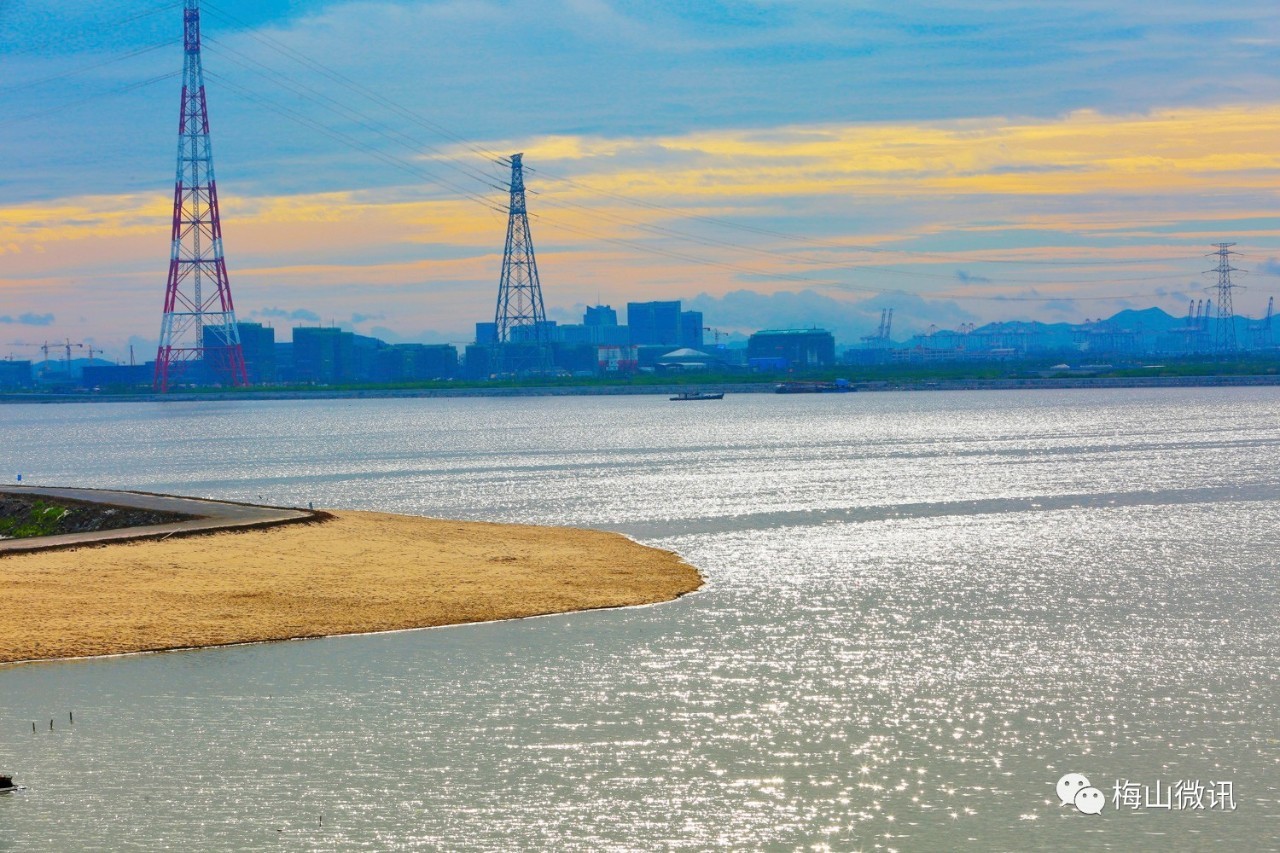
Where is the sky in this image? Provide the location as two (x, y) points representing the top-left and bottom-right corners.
(2, 0), (1280, 358)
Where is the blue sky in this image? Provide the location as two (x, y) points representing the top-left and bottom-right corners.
(2, 0), (1280, 355)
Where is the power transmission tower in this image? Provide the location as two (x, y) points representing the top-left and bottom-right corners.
(493, 153), (551, 376)
(1251, 296), (1274, 349)
(1207, 242), (1244, 355)
(154, 0), (248, 391)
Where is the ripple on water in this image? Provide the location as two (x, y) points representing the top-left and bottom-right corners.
(1, 389), (1278, 850)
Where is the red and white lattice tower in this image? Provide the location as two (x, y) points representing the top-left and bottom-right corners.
(154, 0), (247, 391)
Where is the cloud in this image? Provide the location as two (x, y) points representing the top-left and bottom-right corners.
(1257, 257), (1280, 276)
(253, 306), (322, 322)
(4, 104), (1279, 346)
(684, 288), (982, 344)
(366, 325), (461, 345)
(8, 0), (1280, 207)
(0, 312), (54, 326)
(351, 312), (386, 324)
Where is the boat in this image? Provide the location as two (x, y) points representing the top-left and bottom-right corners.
(0, 775), (17, 792)
(669, 390), (724, 401)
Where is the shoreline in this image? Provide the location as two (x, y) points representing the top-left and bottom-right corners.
(4, 373), (1280, 404)
(0, 503), (703, 665)
(4, 591), (699, 669)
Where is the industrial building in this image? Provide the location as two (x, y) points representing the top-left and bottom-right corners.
(747, 329), (836, 369)
(81, 363), (152, 389)
(0, 360), (33, 390)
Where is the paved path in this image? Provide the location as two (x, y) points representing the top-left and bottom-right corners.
(0, 486), (316, 554)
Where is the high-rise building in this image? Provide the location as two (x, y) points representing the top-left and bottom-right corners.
(374, 344), (458, 382)
(627, 300), (681, 346)
(463, 344), (492, 380)
(680, 310), (704, 349)
(228, 321), (275, 383)
(584, 305), (618, 326)
(292, 327), (355, 384)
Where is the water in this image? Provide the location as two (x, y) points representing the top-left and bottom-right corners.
(1, 389), (1278, 850)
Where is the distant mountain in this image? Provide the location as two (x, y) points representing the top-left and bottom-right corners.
(1105, 307), (1183, 332)
(33, 357), (116, 381)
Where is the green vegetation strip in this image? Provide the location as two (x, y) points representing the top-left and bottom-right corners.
(0, 500), (69, 539)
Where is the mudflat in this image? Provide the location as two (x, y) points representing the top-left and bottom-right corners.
(0, 510), (702, 663)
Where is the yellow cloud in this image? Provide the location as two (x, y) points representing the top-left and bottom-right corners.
(519, 104), (1280, 201)
(6, 101), (1280, 334)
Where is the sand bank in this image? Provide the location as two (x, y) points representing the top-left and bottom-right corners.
(0, 510), (702, 664)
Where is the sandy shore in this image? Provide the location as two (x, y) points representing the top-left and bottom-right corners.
(0, 510), (702, 664)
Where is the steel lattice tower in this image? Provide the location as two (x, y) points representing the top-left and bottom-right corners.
(154, 0), (247, 391)
(1208, 242), (1243, 355)
(493, 153), (551, 375)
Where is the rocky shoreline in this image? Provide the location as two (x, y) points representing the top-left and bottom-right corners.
(0, 492), (192, 539)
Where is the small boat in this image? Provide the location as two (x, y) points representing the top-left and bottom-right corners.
(670, 390), (724, 401)
(0, 775), (17, 792)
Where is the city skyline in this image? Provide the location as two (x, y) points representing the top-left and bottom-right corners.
(4, 1), (1280, 359)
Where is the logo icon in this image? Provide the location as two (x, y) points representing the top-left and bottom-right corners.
(1057, 772), (1105, 815)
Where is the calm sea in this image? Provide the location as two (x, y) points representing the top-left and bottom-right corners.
(1, 389), (1278, 850)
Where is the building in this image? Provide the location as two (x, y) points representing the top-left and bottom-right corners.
(274, 342), (294, 382)
(475, 322), (498, 346)
(592, 324), (630, 346)
(552, 343), (599, 375)
(374, 344), (458, 382)
(747, 329), (836, 369)
(200, 321), (276, 384)
(679, 310), (704, 349)
(235, 321), (276, 383)
(584, 304), (618, 326)
(291, 327), (356, 384)
(557, 324), (594, 345)
(597, 345), (638, 373)
(463, 344), (492, 380)
(350, 333), (387, 382)
(627, 300), (681, 346)
(82, 363), (152, 389)
(509, 320), (556, 344)
(578, 304), (629, 345)
(655, 347), (723, 372)
(0, 360), (33, 390)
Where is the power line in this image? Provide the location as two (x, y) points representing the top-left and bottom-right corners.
(199, 61), (1190, 300)
(200, 1), (510, 165)
(202, 70), (507, 214)
(0, 41), (175, 98)
(195, 0), (1186, 279)
(202, 36), (507, 193)
(5, 1), (1205, 307)
(193, 25), (1187, 293)
(10, 71), (180, 125)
